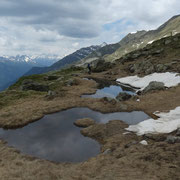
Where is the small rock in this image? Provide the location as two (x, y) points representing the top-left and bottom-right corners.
(47, 90), (56, 96)
(102, 97), (117, 105)
(103, 149), (111, 155)
(166, 135), (180, 144)
(66, 79), (79, 86)
(142, 81), (165, 94)
(164, 39), (172, 45)
(140, 140), (148, 145)
(156, 64), (169, 72)
(152, 48), (164, 54)
(56, 77), (63, 81)
(74, 118), (95, 128)
(176, 128), (180, 136)
(116, 92), (132, 101)
(124, 141), (138, 148)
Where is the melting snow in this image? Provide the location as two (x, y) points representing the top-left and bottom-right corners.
(117, 72), (180, 91)
(147, 40), (154, 44)
(126, 106), (180, 135)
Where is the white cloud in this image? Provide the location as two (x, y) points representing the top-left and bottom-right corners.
(0, 0), (179, 56)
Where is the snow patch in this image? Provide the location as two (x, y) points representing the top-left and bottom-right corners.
(147, 40), (154, 44)
(126, 106), (180, 135)
(117, 72), (180, 91)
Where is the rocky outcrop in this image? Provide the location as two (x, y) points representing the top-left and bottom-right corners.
(20, 79), (49, 92)
(166, 135), (180, 144)
(116, 92), (132, 101)
(142, 81), (165, 94)
(91, 59), (114, 72)
(128, 61), (172, 75)
(155, 64), (170, 72)
(74, 118), (95, 128)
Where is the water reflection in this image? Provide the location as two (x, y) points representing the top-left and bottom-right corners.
(82, 85), (135, 98)
(0, 108), (149, 162)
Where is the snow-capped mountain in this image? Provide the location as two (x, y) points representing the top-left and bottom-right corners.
(0, 54), (60, 67)
(25, 45), (100, 75)
(0, 54), (60, 91)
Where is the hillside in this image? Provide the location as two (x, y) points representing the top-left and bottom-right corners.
(76, 42), (121, 66)
(105, 14), (180, 62)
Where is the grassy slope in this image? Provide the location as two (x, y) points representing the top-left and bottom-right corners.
(105, 15), (180, 62)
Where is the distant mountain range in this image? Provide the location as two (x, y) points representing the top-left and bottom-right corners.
(0, 55), (59, 91)
(26, 14), (180, 76)
(104, 14), (180, 62)
(25, 45), (101, 75)
(0, 54), (60, 67)
(1, 14), (180, 91)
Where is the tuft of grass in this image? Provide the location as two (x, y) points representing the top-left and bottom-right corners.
(0, 90), (45, 108)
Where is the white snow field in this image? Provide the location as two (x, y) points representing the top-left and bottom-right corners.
(117, 72), (180, 90)
(126, 106), (180, 135)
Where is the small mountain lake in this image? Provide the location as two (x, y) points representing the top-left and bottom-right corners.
(82, 78), (136, 98)
(0, 108), (149, 162)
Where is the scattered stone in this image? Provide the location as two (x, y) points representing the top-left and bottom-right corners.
(142, 81), (165, 94)
(74, 118), (95, 128)
(130, 60), (155, 74)
(56, 77), (63, 81)
(176, 128), (180, 136)
(164, 39), (172, 45)
(155, 64), (169, 72)
(145, 66), (155, 75)
(102, 97), (117, 105)
(45, 91), (57, 100)
(144, 134), (166, 142)
(47, 90), (56, 96)
(103, 149), (111, 155)
(166, 135), (180, 144)
(66, 79), (79, 86)
(116, 92), (132, 101)
(137, 91), (142, 95)
(152, 48), (164, 55)
(124, 141), (138, 148)
(140, 140), (148, 145)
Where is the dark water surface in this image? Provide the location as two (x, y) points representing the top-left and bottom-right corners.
(0, 108), (149, 162)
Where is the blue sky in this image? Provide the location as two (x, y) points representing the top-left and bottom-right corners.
(0, 0), (180, 57)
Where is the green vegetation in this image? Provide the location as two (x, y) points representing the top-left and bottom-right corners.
(0, 66), (84, 108)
